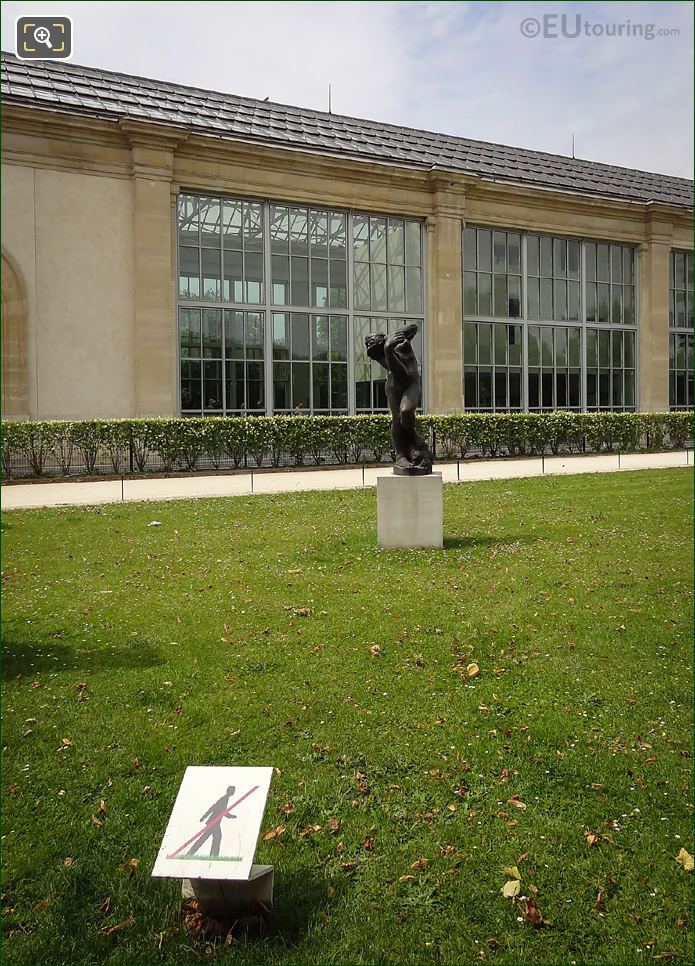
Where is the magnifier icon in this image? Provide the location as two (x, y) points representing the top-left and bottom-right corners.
(33, 26), (53, 49)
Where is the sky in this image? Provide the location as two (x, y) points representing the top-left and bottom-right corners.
(1, 0), (693, 178)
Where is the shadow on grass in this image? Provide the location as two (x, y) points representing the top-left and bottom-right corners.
(443, 534), (540, 549)
(258, 869), (348, 945)
(2, 637), (165, 679)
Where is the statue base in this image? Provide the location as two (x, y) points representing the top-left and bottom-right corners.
(377, 472), (443, 549)
(392, 464), (432, 477)
(182, 865), (274, 920)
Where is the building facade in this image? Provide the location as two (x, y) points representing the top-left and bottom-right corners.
(1, 52), (693, 421)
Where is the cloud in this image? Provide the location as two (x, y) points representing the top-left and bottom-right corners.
(1, 0), (692, 176)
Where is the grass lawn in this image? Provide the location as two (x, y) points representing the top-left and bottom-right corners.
(1, 468), (693, 965)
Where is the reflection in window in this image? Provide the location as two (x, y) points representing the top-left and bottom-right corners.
(272, 313), (348, 413)
(463, 322), (523, 410)
(353, 215), (422, 314)
(271, 205), (347, 309)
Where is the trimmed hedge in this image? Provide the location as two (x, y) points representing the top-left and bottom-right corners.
(1, 412), (692, 479)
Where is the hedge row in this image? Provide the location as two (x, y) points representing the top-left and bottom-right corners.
(1, 412), (692, 478)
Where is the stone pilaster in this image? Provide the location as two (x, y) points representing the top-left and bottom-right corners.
(638, 215), (672, 412)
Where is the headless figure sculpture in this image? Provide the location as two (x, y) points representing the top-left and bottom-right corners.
(365, 323), (433, 476)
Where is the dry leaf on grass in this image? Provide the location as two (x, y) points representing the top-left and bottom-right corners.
(676, 848), (694, 872)
(467, 663), (480, 678)
(262, 825), (286, 841)
(369, 644), (381, 657)
(31, 899), (51, 913)
(502, 879), (521, 898)
(521, 897), (551, 927)
(410, 858), (428, 872)
(100, 916), (134, 935)
(121, 858), (139, 878)
(507, 796), (527, 810)
(504, 865), (522, 880)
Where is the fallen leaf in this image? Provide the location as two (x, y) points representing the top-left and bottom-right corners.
(100, 897), (111, 915)
(98, 799), (107, 816)
(340, 862), (357, 872)
(521, 896), (550, 927)
(121, 858), (139, 878)
(440, 844), (456, 857)
(132, 758), (141, 769)
(369, 644), (381, 657)
(676, 848), (694, 872)
(61, 738), (73, 746)
(507, 796), (527, 810)
(63, 857), (74, 868)
(410, 858), (428, 872)
(584, 831), (599, 847)
(262, 825), (286, 841)
(327, 817), (340, 833)
(502, 879), (521, 898)
(100, 916), (135, 935)
(467, 663), (480, 678)
(504, 865), (522, 880)
(361, 836), (374, 851)
(91, 814), (103, 827)
(398, 874), (415, 883)
(282, 802), (295, 814)
(31, 899), (51, 913)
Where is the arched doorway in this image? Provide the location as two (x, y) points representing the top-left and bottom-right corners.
(1, 251), (29, 418)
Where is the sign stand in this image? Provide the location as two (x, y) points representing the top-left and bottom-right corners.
(152, 766), (274, 921)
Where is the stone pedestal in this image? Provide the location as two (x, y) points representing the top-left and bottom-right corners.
(182, 865), (274, 920)
(377, 472), (443, 549)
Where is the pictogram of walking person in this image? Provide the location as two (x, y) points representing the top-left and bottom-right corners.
(187, 785), (237, 857)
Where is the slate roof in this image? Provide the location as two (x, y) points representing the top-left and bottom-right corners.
(2, 51), (692, 209)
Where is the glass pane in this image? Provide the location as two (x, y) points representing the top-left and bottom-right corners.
(528, 370), (540, 408)
(225, 310), (244, 359)
(669, 333), (676, 368)
(181, 359), (201, 410)
(540, 278), (553, 320)
(568, 280), (580, 321)
(330, 213), (347, 257)
(676, 333), (686, 368)
(464, 227), (477, 270)
(478, 229), (492, 273)
(245, 312), (264, 359)
(464, 369), (477, 408)
(597, 244), (610, 282)
(611, 285), (623, 325)
(612, 330), (623, 367)
(508, 234), (521, 273)
(226, 360), (245, 411)
(331, 364), (348, 409)
(556, 371), (567, 407)
(599, 329), (610, 367)
(478, 323), (492, 365)
(312, 315), (329, 361)
(354, 262), (370, 310)
(586, 328), (597, 367)
(494, 371), (507, 409)
(611, 245), (623, 283)
(554, 327), (567, 366)
(540, 237), (552, 277)
(270, 206), (289, 253)
(541, 326), (553, 365)
(493, 275), (508, 319)
(200, 199), (221, 248)
(585, 242), (596, 282)
(494, 323), (507, 365)
(624, 370), (635, 407)
(493, 232), (506, 273)
(568, 239), (580, 279)
(180, 247), (200, 298)
(464, 272), (477, 315)
(528, 326), (540, 366)
(568, 327), (581, 366)
(292, 364), (310, 410)
(587, 371), (597, 408)
(464, 323), (477, 364)
(330, 317), (348, 362)
(675, 289), (686, 326)
(244, 203), (263, 252)
(311, 258), (329, 308)
(527, 236), (539, 277)
(202, 249), (221, 300)
(246, 361), (264, 411)
(289, 209), (309, 256)
(387, 220), (405, 265)
(508, 325), (522, 366)
(271, 254), (289, 305)
(291, 257), (309, 306)
(223, 200), (244, 251)
(612, 371), (623, 408)
(405, 267), (422, 312)
(675, 252), (686, 288)
(388, 265), (406, 312)
(527, 277), (540, 321)
(291, 314), (310, 361)
(272, 314), (289, 360)
(478, 274), (492, 316)
(585, 283), (597, 323)
(508, 276), (521, 318)
(310, 211), (329, 258)
(623, 286), (634, 325)
(244, 252), (263, 303)
(370, 217), (387, 263)
(541, 371), (553, 408)
(178, 195), (199, 246)
(273, 361), (291, 410)
(479, 370), (492, 408)
(598, 283), (610, 324)
(624, 331), (635, 368)
(569, 370), (580, 407)
(554, 280), (567, 321)
(405, 221), (421, 266)
(203, 360), (223, 410)
(313, 362), (330, 409)
(553, 238), (567, 277)
(371, 263), (387, 311)
(509, 368), (521, 408)
(355, 363), (371, 409)
(329, 259), (347, 308)
(179, 308), (201, 357)
(353, 214), (370, 262)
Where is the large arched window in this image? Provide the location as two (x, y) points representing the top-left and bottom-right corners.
(1, 251), (29, 419)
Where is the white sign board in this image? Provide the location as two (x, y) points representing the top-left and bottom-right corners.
(152, 766), (273, 881)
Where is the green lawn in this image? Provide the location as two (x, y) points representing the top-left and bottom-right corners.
(1, 469), (693, 965)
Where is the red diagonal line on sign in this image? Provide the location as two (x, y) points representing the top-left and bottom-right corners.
(167, 785), (260, 860)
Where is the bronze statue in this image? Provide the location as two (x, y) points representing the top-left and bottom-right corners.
(365, 323), (433, 476)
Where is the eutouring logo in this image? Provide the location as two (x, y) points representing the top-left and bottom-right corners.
(16, 17), (72, 60)
(520, 14), (680, 41)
